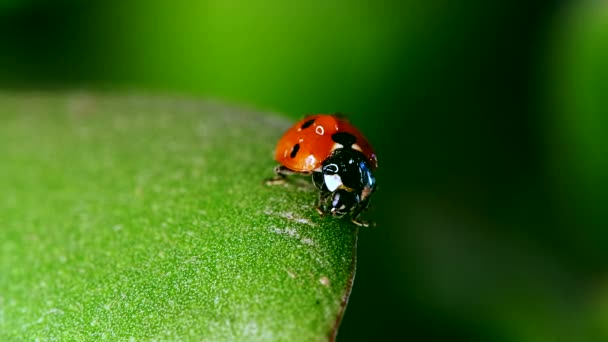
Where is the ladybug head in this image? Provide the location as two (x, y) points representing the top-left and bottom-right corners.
(329, 189), (360, 217)
(317, 148), (375, 220)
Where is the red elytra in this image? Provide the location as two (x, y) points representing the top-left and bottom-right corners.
(274, 114), (378, 172)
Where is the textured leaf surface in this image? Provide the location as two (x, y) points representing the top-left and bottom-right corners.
(0, 93), (357, 341)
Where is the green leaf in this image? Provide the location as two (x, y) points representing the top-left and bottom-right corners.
(0, 93), (358, 341)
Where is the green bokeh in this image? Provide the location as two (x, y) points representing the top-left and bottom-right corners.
(551, 2), (608, 239)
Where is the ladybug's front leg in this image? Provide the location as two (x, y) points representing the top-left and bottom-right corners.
(351, 210), (374, 227)
(312, 172), (330, 216)
(350, 192), (375, 227)
(315, 190), (331, 217)
(351, 217), (373, 228)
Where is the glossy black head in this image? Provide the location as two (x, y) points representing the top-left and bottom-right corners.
(314, 148), (376, 220)
(320, 148), (376, 193)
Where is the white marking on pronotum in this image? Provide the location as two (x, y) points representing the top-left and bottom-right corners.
(333, 142), (362, 152)
(324, 174), (343, 192)
(315, 126), (325, 135)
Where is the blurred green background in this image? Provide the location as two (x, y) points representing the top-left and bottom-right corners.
(1, 0), (607, 340)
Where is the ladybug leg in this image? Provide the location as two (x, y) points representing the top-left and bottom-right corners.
(313, 171), (330, 216)
(265, 165), (303, 185)
(315, 190), (330, 216)
(350, 193), (375, 227)
(274, 165), (300, 176)
(351, 218), (372, 227)
(350, 203), (370, 227)
(311, 171), (325, 190)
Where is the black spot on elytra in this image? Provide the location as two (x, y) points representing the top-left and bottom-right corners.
(290, 144), (300, 158)
(332, 132), (356, 147)
(301, 118), (315, 129)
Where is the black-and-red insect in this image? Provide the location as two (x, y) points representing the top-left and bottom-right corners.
(268, 114), (377, 226)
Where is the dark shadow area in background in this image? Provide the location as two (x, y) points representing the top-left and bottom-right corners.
(338, 0), (603, 340)
(0, 2), (108, 84)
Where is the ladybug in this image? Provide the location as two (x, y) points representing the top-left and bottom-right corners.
(267, 114), (377, 227)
